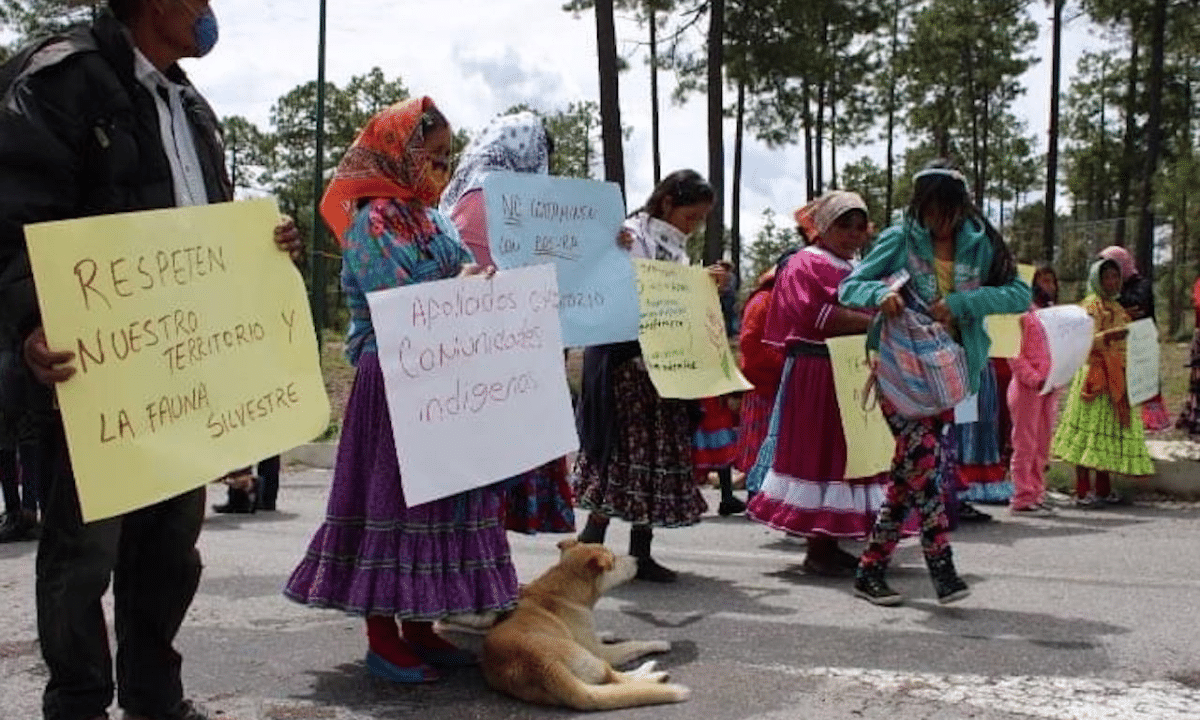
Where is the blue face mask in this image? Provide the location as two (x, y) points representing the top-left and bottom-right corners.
(192, 6), (219, 57)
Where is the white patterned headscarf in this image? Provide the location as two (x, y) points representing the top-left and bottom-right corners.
(438, 111), (551, 215)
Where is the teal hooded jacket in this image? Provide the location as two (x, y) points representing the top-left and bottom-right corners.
(838, 218), (1031, 395)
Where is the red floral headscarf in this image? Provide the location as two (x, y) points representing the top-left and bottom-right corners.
(320, 96), (449, 244)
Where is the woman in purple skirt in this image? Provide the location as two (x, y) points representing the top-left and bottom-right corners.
(284, 97), (518, 684)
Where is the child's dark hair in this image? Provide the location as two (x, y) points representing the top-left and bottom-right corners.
(639, 169), (714, 219)
(907, 159), (1016, 288)
(1032, 265), (1058, 306)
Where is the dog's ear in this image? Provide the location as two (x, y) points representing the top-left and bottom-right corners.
(557, 538), (580, 552)
(586, 551), (614, 576)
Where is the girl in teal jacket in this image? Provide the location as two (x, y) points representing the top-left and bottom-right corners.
(838, 161), (1030, 606)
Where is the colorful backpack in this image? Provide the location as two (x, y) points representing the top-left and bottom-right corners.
(868, 283), (970, 419)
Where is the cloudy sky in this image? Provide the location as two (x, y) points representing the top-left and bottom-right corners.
(187, 0), (1100, 245)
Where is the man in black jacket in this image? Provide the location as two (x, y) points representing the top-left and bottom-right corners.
(0, 2), (301, 719)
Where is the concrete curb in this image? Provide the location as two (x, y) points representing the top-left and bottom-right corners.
(282, 443), (336, 469)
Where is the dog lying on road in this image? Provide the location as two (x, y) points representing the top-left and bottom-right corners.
(481, 539), (690, 710)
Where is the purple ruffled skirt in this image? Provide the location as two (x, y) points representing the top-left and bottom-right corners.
(284, 352), (519, 619)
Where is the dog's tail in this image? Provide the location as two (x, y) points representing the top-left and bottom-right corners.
(548, 664), (690, 711)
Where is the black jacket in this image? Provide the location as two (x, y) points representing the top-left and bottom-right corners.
(0, 11), (232, 354)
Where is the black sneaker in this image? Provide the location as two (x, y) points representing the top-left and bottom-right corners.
(853, 567), (903, 606)
(926, 550), (970, 604)
(635, 556), (678, 583)
(958, 503), (993, 523)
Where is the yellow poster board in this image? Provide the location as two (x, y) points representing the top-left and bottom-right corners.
(25, 199), (329, 521)
(987, 264), (1037, 358)
(826, 335), (895, 478)
(633, 259), (752, 399)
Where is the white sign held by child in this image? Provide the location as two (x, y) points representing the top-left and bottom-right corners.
(1036, 305), (1095, 395)
(1125, 318), (1159, 406)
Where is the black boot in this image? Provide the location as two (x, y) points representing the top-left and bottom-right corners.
(926, 548), (970, 604)
(213, 485), (255, 514)
(853, 563), (902, 606)
(578, 514), (609, 544)
(716, 468), (746, 516)
(630, 525), (676, 582)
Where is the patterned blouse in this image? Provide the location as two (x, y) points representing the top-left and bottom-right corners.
(341, 198), (474, 365)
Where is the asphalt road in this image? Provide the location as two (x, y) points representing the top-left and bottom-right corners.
(4, 467), (1200, 720)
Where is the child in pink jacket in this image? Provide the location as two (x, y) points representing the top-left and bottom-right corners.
(1008, 266), (1062, 515)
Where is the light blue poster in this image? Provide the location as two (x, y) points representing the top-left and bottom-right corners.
(482, 171), (639, 347)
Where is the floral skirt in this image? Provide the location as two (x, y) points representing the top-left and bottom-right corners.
(1051, 366), (1154, 476)
(504, 458), (576, 535)
(573, 360), (707, 527)
(284, 353), (519, 618)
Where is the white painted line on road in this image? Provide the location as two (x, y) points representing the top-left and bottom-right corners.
(748, 664), (1200, 719)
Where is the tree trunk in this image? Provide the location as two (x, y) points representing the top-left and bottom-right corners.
(830, 67), (838, 190)
(803, 78), (814, 200)
(1042, 0), (1064, 263)
(815, 78), (826, 195)
(978, 92), (990, 206)
(885, 0), (900, 222)
(595, 0), (625, 193)
(814, 20), (829, 195)
(1098, 53), (1109, 220)
(1135, 0), (1167, 284)
(704, 0), (725, 265)
(732, 79), (746, 287)
(1116, 26), (1140, 247)
(649, 4), (661, 185)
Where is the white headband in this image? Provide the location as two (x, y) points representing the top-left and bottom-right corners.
(913, 167), (969, 186)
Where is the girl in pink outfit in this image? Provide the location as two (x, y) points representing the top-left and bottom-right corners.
(1008, 266), (1062, 515)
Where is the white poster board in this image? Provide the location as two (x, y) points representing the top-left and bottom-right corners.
(1125, 318), (1160, 406)
(1037, 305), (1095, 395)
(366, 264), (578, 507)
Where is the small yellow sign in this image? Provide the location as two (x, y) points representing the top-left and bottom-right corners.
(632, 259), (751, 400)
(987, 264), (1038, 358)
(826, 335), (895, 478)
(25, 199), (329, 521)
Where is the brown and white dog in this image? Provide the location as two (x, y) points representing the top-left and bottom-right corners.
(481, 539), (690, 711)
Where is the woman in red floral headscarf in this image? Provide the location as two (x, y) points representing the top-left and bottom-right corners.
(285, 97), (518, 685)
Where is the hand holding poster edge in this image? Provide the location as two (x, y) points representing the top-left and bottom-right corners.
(481, 171), (639, 348)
